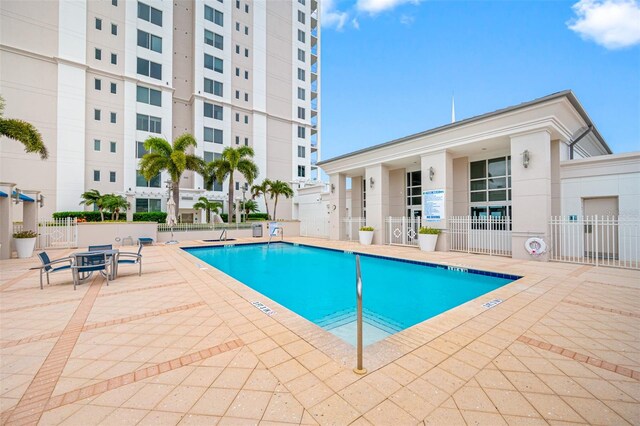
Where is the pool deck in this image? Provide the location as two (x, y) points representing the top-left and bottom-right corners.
(1, 237), (638, 425)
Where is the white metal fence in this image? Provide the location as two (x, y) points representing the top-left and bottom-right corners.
(549, 215), (639, 269)
(343, 217), (366, 241)
(13, 218), (78, 249)
(300, 216), (330, 238)
(386, 216), (422, 247)
(448, 216), (512, 256)
(157, 222), (253, 232)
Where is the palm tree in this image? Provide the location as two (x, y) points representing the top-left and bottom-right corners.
(193, 197), (222, 223)
(0, 96), (48, 159)
(139, 134), (204, 214)
(269, 180), (294, 221)
(240, 199), (259, 220)
(251, 179), (272, 220)
(79, 189), (106, 221)
(208, 146), (258, 223)
(102, 194), (129, 220)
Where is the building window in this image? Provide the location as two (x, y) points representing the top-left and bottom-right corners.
(244, 48), (249, 57)
(244, 26), (249, 35)
(235, 44), (240, 54)
(469, 156), (512, 215)
(298, 146), (305, 158)
(236, 0), (240, 8)
(244, 115), (249, 124)
(204, 54), (223, 73)
(204, 102), (223, 120)
(110, 141), (116, 153)
(299, 0), (305, 4)
(94, 139), (101, 151)
(297, 107), (305, 119)
(93, 170), (101, 182)
(204, 30), (224, 49)
(244, 137), (248, 146)
(95, 48), (102, 60)
(235, 113), (240, 122)
(138, 2), (162, 26)
(137, 57), (162, 80)
(204, 151), (214, 163)
(235, 136), (240, 145)
(298, 29), (305, 43)
(136, 113), (162, 133)
(244, 93), (249, 102)
(135, 198), (161, 212)
(298, 87), (305, 100)
(298, 68), (305, 81)
(298, 10), (305, 24)
(136, 85), (162, 106)
(235, 67), (240, 76)
(245, 4), (249, 13)
(298, 126), (305, 138)
(110, 112), (117, 123)
(111, 23), (117, 35)
(112, 0), (118, 6)
(204, 127), (223, 144)
(109, 171), (116, 183)
(94, 109), (101, 120)
(136, 141), (149, 158)
(235, 90), (240, 99)
(136, 171), (161, 188)
(297, 48), (305, 62)
(95, 18), (102, 30)
(95, 78), (101, 90)
(110, 53), (117, 64)
(137, 29), (162, 53)
(204, 78), (223, 96)
(244, 70), (249, 79)
(110, 82), (117, 94)
(235, 22), (240, 31)
(297, 165), (306, 177)
(204, 5), (223, 26)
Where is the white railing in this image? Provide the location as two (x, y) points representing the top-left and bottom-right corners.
(157, 222), (253, 232)
(343, 217), (366, 241)
(386, 216), (421, 247)
(448, 216), (512, 256)
(549, 215), (639, 269)
(14, 218), (78, 249)
(300, 216), (330, 238)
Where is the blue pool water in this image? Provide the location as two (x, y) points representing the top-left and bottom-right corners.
(185, 243), (517, 345)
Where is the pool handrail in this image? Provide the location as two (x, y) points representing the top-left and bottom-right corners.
(354, 254), (367, 375)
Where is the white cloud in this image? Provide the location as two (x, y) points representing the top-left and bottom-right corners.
(356, 0), (420, 15)
(568, 0), (640, 49)
(321, 0), (349, 30)
(399, 14), (415, 25)
(352, 18), (361, 29)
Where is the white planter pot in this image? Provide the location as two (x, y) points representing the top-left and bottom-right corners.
(418, 234), (438, 252)
(359, 230), (374, 245)
(14, 237), (36, 259)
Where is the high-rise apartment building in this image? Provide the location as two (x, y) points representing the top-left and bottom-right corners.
(0, 0), (321, 221)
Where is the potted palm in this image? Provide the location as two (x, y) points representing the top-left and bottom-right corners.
(13, 230), (38, 258)
(418, 227), (441, 252)
(359, 226), (374, 245)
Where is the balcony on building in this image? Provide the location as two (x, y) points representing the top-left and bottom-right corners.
(311, 10), (318, 29)
(311, 0), (318, 14)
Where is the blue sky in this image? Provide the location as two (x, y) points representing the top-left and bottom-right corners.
(319, 0), (640, 161)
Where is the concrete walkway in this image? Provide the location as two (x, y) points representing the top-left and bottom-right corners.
(1, 238), (638, 425)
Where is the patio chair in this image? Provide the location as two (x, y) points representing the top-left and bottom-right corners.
(117, 244), (143, 276)
(30, 252), (74, 290)
(88, 244), (113, 251)
(72, 252), (112, 290)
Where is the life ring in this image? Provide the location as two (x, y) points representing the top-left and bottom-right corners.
(525, 237), (547, 256)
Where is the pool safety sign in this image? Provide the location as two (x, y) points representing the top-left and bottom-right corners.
(482, 299), (503, 309)
(423, 190), (445, 222)
(251, 301), (277, 316)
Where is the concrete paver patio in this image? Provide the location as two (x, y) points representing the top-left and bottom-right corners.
(1, 237), (638, 425)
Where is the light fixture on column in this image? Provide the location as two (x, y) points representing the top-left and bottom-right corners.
(37, 194), (45, 208)
(429, 167), (435, 181)
(330, 183), (335, 194)
(369, 177), (375, 189)
(522, 150), (530, 168)
(13, 188), (21, 204)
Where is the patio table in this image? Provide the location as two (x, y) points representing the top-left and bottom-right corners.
(71, 249), (119, 281)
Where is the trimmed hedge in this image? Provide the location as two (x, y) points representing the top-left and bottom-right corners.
(52, 211), (116, 222)
(247, 213), (269, 220)
(133, 212), (167, 223)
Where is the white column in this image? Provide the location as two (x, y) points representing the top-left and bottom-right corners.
(510, 130), (552, 261)
(0, 190), (13, 260)
(421, 151), (453, 251)
(328, 173), (347, 240)
(365, 165), (389, 245)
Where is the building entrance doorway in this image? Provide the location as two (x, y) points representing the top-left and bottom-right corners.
(583, 197), (618, 260)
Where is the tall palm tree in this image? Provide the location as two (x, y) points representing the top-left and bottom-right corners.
(139, 134), (204, 214)
(269, 180), (294, 221)
(102, 194), (129, 221)
(193, 197), (222, 223)
(251, 179), (272, 220)
(79, 189), (106, 221)
(208, 146), (258, 223)
(240, 199), (259, 220)
(0, 96), (48, 159)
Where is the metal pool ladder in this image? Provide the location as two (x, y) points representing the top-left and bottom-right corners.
(267, 227), (283, 245)
(219, 228), (227, 241)
(354, 254), (367, 375)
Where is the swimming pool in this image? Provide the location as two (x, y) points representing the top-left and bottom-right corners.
(184, 242), (518, 346)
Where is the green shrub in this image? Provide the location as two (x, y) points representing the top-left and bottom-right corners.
(359, 226), (374, 231)
(220, 213), (228, 222)
(133, 212), (167, 223)
(13, 230), (38, 238)
(418, 227), (441, 235)
(247, 213), (269, 220)
(52, 211), (106, 222)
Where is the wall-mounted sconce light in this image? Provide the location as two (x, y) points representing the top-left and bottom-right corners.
(429, 167), (435, 181)
(37, 194), (45, 208)
(522, 150), (530, 168)
(369, 177), (375, 189)
(330, 183), (335, 194)
(13, 188), (21, 205)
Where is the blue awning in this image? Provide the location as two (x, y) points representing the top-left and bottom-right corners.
(12, 191), (35, 202)
(0, 191), (7, 198)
